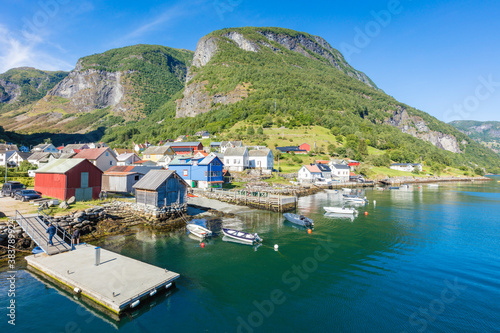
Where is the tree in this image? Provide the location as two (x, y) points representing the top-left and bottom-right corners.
(247, 126), (255, 135)
(257, 127), (264, 135)
(358, 139), (368, 157)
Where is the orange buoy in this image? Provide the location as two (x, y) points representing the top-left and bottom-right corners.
(201, 242), (205, 248)
(365, 212), (368, 216)
(307, 229), (312, 234)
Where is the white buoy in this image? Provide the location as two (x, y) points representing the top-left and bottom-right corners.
(130, 300), (140, 308)
(165, 283), (172, 289)
(73, 287), (81, 293)
(274, 244), (279, 251)
(150, 289), (157, 297)
(373, 200), (376, 206)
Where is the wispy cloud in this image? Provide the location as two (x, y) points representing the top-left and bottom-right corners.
(0, 24), (72, 73)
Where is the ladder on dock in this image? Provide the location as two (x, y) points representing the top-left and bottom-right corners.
(14, 210), (72, 255)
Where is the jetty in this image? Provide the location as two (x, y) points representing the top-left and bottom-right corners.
(26, 244), (179, 314)
(13, 210), (180, 315)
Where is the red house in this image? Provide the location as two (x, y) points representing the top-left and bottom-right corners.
(299, 143), (311, 152)
(34, 158), (103, 201)
(167, 142), (204, 155)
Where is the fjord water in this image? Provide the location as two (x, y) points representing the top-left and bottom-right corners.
(2, 178), (500, 332)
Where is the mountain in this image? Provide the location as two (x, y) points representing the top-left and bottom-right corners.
(0, 67), (68, 113)
(0, 45), (193, 133)
(0, 27), (499, 172)
(450, 120), (500, 153)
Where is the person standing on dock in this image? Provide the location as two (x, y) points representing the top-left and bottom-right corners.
(71, 228), (81, 248)
(46, 223), (56, 246)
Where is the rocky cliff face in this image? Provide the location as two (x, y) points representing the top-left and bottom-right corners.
(48, 60), (129, 112)
(176, 28), (377, 118)
(0, 79), (21, 103)
(387, 108), (462, 153)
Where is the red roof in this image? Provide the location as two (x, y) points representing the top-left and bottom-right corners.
(57, 146), (64, 150)
(315, 160), (330, 164)
(134, 160), (147, 164)
(73, 148), (111, 160)
(350, 172), (356, 176)
(103, 165), (136, 176)
(304, 165), (321, 173)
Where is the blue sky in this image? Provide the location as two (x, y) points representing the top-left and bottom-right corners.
(1, 0), (499, 122)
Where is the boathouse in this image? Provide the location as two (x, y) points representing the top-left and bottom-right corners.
(35, 158), (102, 201)
(133, 170), (188, 208)
(102, 165), (164, 193)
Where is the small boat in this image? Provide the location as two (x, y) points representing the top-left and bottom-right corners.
(428, 184), (439, 188)
(342, 188), (352, 193)
(343, 194), (368, 204)
(222, 228), (262, 244)
(186, 224), (212, 239)
(283, 213), (314, 227)
(324, 212), (355, 221)
(388, 186), (399, 190)
(323, 206), (358, 215)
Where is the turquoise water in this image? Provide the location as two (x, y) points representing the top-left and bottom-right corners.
(2, 178), (500, 332)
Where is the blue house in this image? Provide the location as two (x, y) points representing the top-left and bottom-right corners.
(168, 153), (224, 189)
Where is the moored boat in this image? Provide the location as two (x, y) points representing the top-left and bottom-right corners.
(222, 228), (262, 244)
(323, 206), (357, 215)
(342, 194), (368, 204)
(283, 213), (314, 227)
(187, 224), (213, 239)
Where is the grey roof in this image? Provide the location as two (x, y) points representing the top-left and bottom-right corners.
(28, 152), (52, 161)
(133, 170), (187, 190)
(221, 141), (243, 147)
(249, 148), (272, 157)
(35, 158), (88, 174)
(116, 152), (138, 161)
(142, 146), (171, 155)
(8, 151), (31, 160)
(56, 152), (77, 159)
(199, 154), (222, 165)
(0, 144), (18, 151)
(330, 164), (349, 170)
(167, 142), (202, 147)
(224, 147), (248, 157)
(316, 164), (331, 172)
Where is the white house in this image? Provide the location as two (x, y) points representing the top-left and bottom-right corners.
(73, 147), (118, 171)
(390, 163), (423, 172)
(28, 152), (56, 167)
(7, 151), (32, 167)
(157, 154), (175, 168)
(223, 147), (249, 172)
(31, 143), (58, 153)
(298, 165), (323, 183)
(195, 131), (211, 139)
(330, 164), (350, 182)
(249, 148), (274, 170)
(0, 150), (16, 167)
(220, 141), (243, 154)
(117, 152), (141, 166)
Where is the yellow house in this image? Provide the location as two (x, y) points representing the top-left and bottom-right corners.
(142, 146), (175, 162)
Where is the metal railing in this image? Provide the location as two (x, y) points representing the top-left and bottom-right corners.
(14, 210), (47, 252)
(37, 207), (72, 246)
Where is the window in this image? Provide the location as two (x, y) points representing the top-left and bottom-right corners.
(106, 152), (109, 156)
(183, 170), (188, 177)
(135, 175), (140, 181)
(110, 161), (113, 165)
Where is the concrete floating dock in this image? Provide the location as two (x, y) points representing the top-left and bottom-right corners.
(25, 244), (179, 314)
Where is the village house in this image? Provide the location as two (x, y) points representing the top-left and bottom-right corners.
(195, 130), (211, 139)
(390, 163), (423, 172)
(73, 147), (117, 172)
(113, 148), (135, 156)
(223, 147), (249, 172)
(210, 142), (221, 152)
(330, 164), (350, 182)
(316, 163), (332, 179)
(60, 143), (90, 154)
(0, 150), (16, 167)
(31, 143), (58, 153)
(276, 143), (310, 154)
(142, 146), (175, 162)
(220, 141), (243, 154)
(19, 145), (30, 152)
(166, 142), (204, 155)
(0, 144), (19, 152)
(168, 154), (224, 189)
(248, 148), (274, 170)
(297, 164), (323, 183)
(134, 142), (149, 153)
(116, 152), (141, 166)
(133, 160), (158, 166)
(157, 154), (175, 168)
(133, 170), (188, 208)
(35, 158), (102, 201)
(102, 165), (164, 193)
(7, 151), (31, 167)
(28, 152), (56, 167)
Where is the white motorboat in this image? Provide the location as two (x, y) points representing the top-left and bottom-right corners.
(323, 206), (358, 215)
(343, 194), (368, 204)
(186, 224), (213, 239)
(222, 228), (262, 245)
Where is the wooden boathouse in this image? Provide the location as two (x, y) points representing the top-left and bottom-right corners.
(133, 170), (188, 208)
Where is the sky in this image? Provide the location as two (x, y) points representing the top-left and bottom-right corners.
(1, 0), (499, 123)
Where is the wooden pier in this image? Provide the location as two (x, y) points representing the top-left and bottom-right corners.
(196, 188), (298, 212)
(26, 244), (179, 314)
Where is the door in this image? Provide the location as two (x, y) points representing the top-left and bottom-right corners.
(81, 172), (89, 188)
(75, 187), (92, 201)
